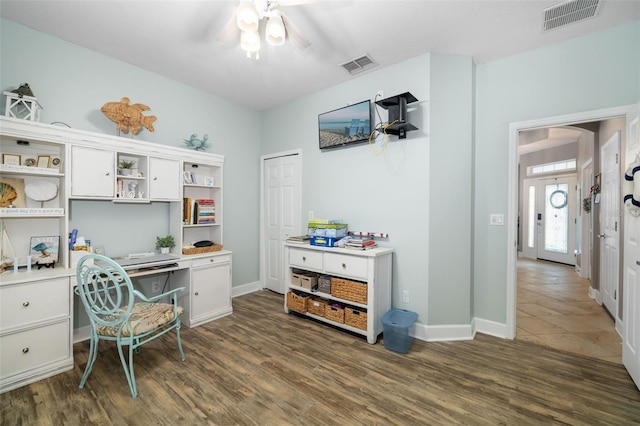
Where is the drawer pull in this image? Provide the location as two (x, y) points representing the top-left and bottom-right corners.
(302, 256), (306, 262)
(342, 263), (346, 269)
(194, 292), (199, 296)
(22, 348), (29, 354)
(210, 259), (215, 263)
(153, 177), (158, 181)
(22, 301), (30, 307)
(105, 172), (110, 176)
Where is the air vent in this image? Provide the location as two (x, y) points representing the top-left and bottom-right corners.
(340, 54), (378, 75)
(542, 0), (601, 32)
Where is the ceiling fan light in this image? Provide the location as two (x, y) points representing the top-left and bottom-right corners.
(237, 1), (259, 32)
(265, 15), (285, 46)
(240, 30), (261, 53)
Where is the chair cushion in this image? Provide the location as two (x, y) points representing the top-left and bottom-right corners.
(97, 302), (184, 337)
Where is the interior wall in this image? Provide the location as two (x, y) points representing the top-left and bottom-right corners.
(0, 18), (263, 287)
(474, 21), (640, 324)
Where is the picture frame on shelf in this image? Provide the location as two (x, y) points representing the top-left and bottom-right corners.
(23, 157), (36, 167)
(2, 153), (21, 165)
(51, 156), (62, 170)
(37, 155), (51, 168)
(203, 177), (214, 186)
(29, 235), (60, 269)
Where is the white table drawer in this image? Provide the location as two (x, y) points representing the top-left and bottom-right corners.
(191, 254), (231, 268)
(324, 253), (369, 280)
(0, 278), (70, 330)
(289, 248), (323, 271)
(0, 320), (71, 378)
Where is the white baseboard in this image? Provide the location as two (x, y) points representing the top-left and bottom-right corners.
(232, 280), (262, 298)
(474, 317), (510, 339)
(73, 326), (91, 343)
(412, 321), (474, 342)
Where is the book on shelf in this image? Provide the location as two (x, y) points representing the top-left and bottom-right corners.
(286, 235), (311, 243)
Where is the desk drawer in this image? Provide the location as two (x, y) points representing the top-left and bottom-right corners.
(191, 254), (231, 268)
(324, 253), (368, 280)
(0, 278), (70, 331)
(289, 248), (323, 271)
(0, 320), (71, 378)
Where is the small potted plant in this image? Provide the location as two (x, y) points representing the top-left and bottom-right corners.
(155, 235), (175, 254)
(119, 159), (136, 175)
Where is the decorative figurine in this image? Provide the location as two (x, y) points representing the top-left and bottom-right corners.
(183, 133), (210, 151)
(101, 97), (157, 135)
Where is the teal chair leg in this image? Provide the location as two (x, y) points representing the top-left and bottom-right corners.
(79, 333), (99, 389)
(117, 341), (138, 398)
(176, 322), (186, 362)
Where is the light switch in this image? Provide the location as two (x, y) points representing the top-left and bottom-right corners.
(490, 214), (504, 226)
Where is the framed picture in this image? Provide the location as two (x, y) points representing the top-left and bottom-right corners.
(37, 155), (51, 168)
(183, 171), (194, 184)
(2, 153), (21, 165)
(203, 177), (214, 186)
(0, 177), (27, 207)
(30, 236), (60, 269)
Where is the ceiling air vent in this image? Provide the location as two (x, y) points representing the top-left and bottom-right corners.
(340, 54), (377, 75)
(542, 0), (602, 32)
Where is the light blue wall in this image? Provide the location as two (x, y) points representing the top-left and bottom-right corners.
(261, 55), (434, 322)
(0, 19), (262, 286)
(474, 21), (640, 323)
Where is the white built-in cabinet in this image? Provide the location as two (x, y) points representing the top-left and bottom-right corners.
(284, 243), (393, 344)
(0, 116), (231, 393)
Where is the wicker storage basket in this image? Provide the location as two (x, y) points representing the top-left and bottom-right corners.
(287, 291), (310, 313)
(345, 307), (367, 330)
(307, 297), (328, 317)
(182, 244), (223, 255)
(331, 277), (368, 304)
(325, 304), (345, 324)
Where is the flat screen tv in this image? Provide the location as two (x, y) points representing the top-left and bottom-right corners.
(318, 100), (372, 150)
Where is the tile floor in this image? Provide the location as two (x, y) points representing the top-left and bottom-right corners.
(516, 257), (622, 364)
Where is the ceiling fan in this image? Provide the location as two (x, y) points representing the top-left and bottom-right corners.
(217, 0), (313, 59)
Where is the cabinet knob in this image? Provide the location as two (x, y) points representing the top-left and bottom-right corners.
(22, 301), (30, 307)
(210, 258), (215, 263)
(22, 348), (29, 354)
(105, 172), (111, 176)
(153, 177), (158, 181)
(342, 263), (346, 269)
(302, 256), (306, 262)
(194, 292), (199, 296)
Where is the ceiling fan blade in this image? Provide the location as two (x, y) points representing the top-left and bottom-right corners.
(216, 13), (239, 43)
(281, 13), (311, 51)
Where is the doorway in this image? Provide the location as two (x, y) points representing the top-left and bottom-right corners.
(507, 106), (630, 346)
(260, 150), (302, 294)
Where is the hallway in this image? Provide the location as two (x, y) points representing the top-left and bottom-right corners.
(516, 258), (622, 364)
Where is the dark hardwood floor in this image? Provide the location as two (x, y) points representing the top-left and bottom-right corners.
(2, 290), (640, 425)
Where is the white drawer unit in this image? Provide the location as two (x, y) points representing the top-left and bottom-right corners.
(284, 244), (393, 344)
(0, 274), (74, 393)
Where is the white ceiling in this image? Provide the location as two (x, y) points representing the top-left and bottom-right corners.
(1, 0), (639, 111)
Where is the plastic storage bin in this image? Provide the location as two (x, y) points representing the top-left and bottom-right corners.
(381, 309), (418, 353)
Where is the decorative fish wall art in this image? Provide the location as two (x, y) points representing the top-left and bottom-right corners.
(101, 97), (157, 134)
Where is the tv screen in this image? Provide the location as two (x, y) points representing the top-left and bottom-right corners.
(318, 100), (372, 150)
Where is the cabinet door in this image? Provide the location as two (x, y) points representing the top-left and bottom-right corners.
(190, 256), (231, 320)
(71, 145), (115, 197)
(149, 157), (180, 200)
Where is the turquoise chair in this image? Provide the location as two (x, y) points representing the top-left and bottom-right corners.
(75, 254), (186, 398)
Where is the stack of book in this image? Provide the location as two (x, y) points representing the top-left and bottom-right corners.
(345, 238), (377, 250)
(286, 235), (311, 244)
(183, 198), (215, 225)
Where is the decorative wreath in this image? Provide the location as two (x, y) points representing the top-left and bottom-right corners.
(623, 155), (640, 217)
(549, 189), (568, 209)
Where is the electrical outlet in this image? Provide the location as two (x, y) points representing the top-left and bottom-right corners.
(151, 280), (162, 293)
(490, 213), (504, 226)
(402, 290), (409, 303)
(308, 210), (314, 220)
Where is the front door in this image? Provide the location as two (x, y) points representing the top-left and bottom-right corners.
(623, 103), (640, 389)
(262, 152), (301, 294)
(599, 132), (620, 318)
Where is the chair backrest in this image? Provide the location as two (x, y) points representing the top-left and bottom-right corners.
(76, 254), (135, 331)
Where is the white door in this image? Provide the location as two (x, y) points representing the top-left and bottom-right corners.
(623, 103), (640, 389)
(526, 176), (577, 265)
(262, 153), (301, 294)
(148, 157), (180, 200)
(599, 132), (620, 318)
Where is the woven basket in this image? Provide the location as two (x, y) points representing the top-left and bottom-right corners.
(345, 307), (367, 330)
(307, 297), (328, 317)
(182, 244), (223, 255)
(331, 277), (367, 304)
(325, 304), (345, 324)
(287, 291), (310, 313)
